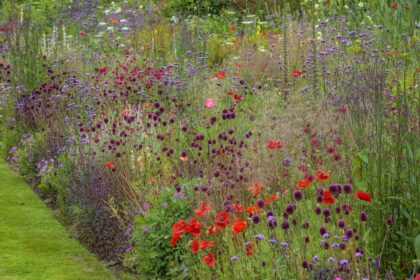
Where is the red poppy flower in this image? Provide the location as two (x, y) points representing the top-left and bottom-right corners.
(79, 31), (86, 36)
(215, 211), (229, 227)
(187, 218), (202, 238)
(172, 220), (187, 234)
(390, 3), (397, 9)
(231, 218), (247, 234)
(356, 190), (372, 202)
(227, 91), (235, 96)
(291, 69), (302, 77)
(215, 71), (226, 79)
(232, 203), (243, 213)
(264, 194), (277, 206)
(245, 206), (260, 215)
(171, 220), (187, 246)
(316, 170), (330, 181)
(191, 239), (199, 253)
(247, 182), (262, 197)
(202, 251), (216, 266)
(322, 190), (335, 204)
(234, 94), (243, 101)
(194, 201), (211, 217)
(105, 161), (114, 168)
(296, 179), (310, 189)
(229, 24), (236, 31)
(207, 224), (221, 235)
(235, 62), (242, 68)
(267, 139), (283, 149)
(170, 234), (180, 247)
(199, 239), (214, 250)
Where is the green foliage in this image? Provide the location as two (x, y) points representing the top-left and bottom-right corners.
(123, 187), (192, 279)
(162, 0), (233, 17)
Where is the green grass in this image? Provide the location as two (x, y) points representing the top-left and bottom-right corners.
(0, 161), (115, 280)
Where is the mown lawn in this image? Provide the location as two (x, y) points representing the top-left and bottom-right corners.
(0, 161), (115, 280)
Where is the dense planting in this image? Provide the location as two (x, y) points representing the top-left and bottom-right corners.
(0, 0), (419, 279)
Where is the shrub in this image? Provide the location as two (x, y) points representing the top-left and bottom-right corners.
(124, 187), (192, 279)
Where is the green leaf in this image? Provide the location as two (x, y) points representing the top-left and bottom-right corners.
(415, 235), (420, 259)
(357, 149), (369, 164)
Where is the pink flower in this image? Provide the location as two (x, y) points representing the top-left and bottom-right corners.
(204, 98), (216, 109)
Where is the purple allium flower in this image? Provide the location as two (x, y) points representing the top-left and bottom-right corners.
(360, 211), (368, 222)
(328, 257), (335, 263)
(266, 211), (274, 217)
(255, 234), (265, 240)
(281, 220), (289, 230)
(269, 239), (278, 245)
(343, 184), (352, 194)
(355, 252), (363, 258)
(143, 203), (150, 211)
(313, 255), (319, 262)
(302, 260), (309, 269)
(332, 243), (339, 249)
(337, 220), (345, 228)
(252, 215), (260, 224)
(329, 184), (339, 193)
(315, 207), (321, 215)
(323, 208), (331, 218)
(257, 200), (264, 208)
(280, 242), (288, 248)
(294, 190), (302, 201)
(286, 204), (295, 214)
(320, 226), (327, 235)
(268, 216), (277, 229)
(142, 226), (149, 233)
(323, 233), (330, 238)
(230, 256), (239, 262)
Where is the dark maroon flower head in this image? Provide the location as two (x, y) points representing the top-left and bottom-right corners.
(387, 217), (393, 225)
(320, 226), (327, 235)
(360, 211), (368, 222)
(294, 190), (303, 201)
(257, 200), (264, 208)
(323, 208), (331, 218)
(337, 220), (345, 228)
(302, 260), (309, 269)
(281, 220), (289, 230)
(286, 204), (295, 214)
(329, 184), (339, 193)
(252, 215), (260, 224)
(343, 184), (352, 194)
